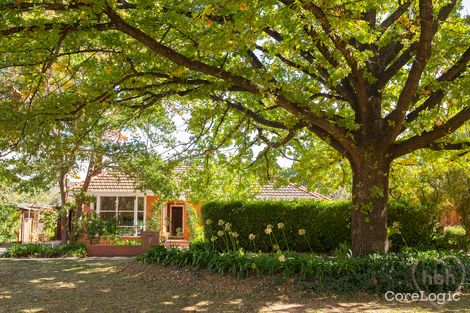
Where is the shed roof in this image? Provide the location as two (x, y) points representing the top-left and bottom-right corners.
(17, 203), (56, 211)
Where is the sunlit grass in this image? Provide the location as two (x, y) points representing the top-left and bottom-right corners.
(0, 259), (469, 312)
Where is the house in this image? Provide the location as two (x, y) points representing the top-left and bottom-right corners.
(78, 171), (330, 242)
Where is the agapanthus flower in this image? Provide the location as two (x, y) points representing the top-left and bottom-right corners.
(265, 224), (273, 234)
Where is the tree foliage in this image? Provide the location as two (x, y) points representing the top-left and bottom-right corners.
(0, 0), (469, 254)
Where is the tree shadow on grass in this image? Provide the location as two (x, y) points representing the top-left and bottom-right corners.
(0, 259), (468, 312)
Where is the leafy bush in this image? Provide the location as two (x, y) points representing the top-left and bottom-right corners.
(2, 243), (87, 258)
(202, 200), (441, 253)
(138, 246), (470, 293)
(0, 204), (20, 243)
(147, 201), (163, 232)
(114, 239), (141, 246)
(186, 204), (204, 242)
(433, 226), (470, 251)
(39, 209), (59, 241)
(74, 212), (119, 244)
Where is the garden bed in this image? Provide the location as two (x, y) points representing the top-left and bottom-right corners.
(1, 243), (87, 258)
(85, 231), (160, 257)
(138, 245), (470, 293)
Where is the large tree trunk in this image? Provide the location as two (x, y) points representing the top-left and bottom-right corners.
(351, 158), (391, 256)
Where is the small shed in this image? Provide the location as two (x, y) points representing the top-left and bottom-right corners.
(17, 203), (57, 243)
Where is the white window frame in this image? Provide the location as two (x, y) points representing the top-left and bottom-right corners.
(93, 193), (147, 237)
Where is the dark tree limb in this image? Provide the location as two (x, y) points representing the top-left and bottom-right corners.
(1, 22), (113, 36)
(380, 1), (412, 32)
(105, 5), (356, 156)
(404, 46), (469, 126)
(389, 107), (470, 158)
(215, 98), (296, 130)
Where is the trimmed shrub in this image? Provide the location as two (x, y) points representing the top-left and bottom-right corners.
(138, 246), (470, 293)
(387, 200), (440, 250)
(2, 243), (87, 258)
(202, 200), (351, 253)
(202, 200), (441, 253)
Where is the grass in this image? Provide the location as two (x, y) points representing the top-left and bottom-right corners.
(0, 258), (469, 312)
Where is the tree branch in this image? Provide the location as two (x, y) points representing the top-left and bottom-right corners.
(215, 98), (296, 130)
(405, 46), (470, 125)
(380, 1), (412, 31)
(299, 1), (368, 103)
(105, 5), (356, 156)
(383, 0), (440, 144)
(1, 22), (113, 37)
(249, 127), (300, 167)
(376, 0), (457, 90)
(389, 107), (470, 158)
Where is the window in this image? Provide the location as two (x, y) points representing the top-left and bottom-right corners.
(118, 197), (134, 211)
(137, 197), (145, 235)
(97, 196), (146, 236)
(101, 197), (117, 211)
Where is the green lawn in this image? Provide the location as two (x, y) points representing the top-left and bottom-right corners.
(0, 258), (468, 312)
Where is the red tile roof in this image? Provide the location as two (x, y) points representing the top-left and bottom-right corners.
(80, 171), (330, 200)
(86, 172), (141, 193)
(255, 183), (331, 200)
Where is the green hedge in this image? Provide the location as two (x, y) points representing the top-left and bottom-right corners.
(387, 200), (440, 249)
(201, 200), (440, 253)
(202, 200), (350, 253)
(138, 246), (470, 293)
(2, 243), (87, 258)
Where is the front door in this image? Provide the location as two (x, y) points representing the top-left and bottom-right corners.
(170, 206), (184, 237)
